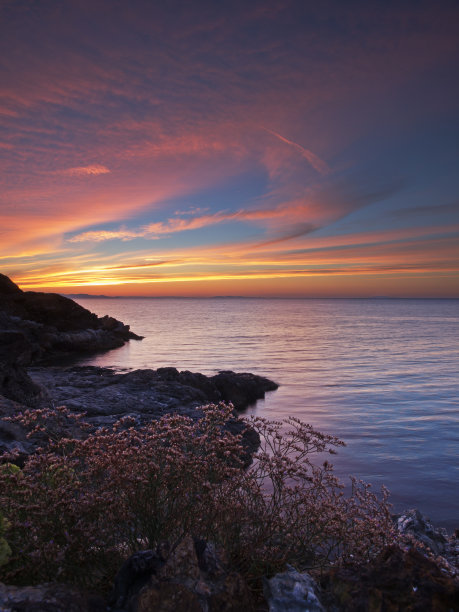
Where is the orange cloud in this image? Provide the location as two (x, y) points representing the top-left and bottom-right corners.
(10, 221), (458, 295)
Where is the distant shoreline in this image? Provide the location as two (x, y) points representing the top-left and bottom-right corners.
(65, 294), (459, 300)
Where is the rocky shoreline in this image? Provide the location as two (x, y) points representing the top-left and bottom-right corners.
(1, 364), (278, 463)
(0, 273), (278, 461)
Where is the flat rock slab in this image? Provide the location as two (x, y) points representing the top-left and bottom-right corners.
(29, 365), (278, 421)
(0, 365), (277, 462)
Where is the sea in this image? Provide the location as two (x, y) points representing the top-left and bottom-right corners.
(73, 297), (459, 532)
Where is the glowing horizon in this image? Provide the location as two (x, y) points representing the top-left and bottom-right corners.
(1, 1), (458, 298)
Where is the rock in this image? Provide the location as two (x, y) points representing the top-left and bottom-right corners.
(395, 509), (459, 576)
(0, 329), (34, 367)
(176, 371), (221, 402)
(0, 581), (106, 612)
(0, 364), (276, 462)
(0, 363), (42, 407)
(99, 315), (143, 341)
(109, 536), (254, 612)
(0, 274), (22, 295)
(27, 364), (273, 425)
(321, 544), (459, 611)
(109, 550), (166, 610)
(211, 371), (278, 410)
(263, 565), (325, 612)
(0, 396), (35, 459)
(395, 508), (449, 556)
(0, 328), (43, 405)
(0, 273), (143, 364)
(0, 274), (277, 462)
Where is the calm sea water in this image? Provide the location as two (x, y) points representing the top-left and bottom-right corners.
(74, 298), (459, 531)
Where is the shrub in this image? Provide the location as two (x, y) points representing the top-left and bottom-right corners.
(0, 404), (397, 590)
(0, 512), (12, 567)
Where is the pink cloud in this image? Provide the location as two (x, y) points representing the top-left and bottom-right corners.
(262, 128), (330, 175)
(68, 229), (143, 242)
(60, 165), (111, 177)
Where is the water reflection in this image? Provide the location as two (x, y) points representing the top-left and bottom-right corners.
(75, 298), (459, 530)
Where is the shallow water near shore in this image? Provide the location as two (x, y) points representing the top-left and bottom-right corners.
(74, 297), (459, 531)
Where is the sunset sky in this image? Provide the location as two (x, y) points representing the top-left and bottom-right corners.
(1, 0), (458, 297)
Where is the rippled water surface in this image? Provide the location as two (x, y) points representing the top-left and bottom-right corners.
(75, 298), (459, 530)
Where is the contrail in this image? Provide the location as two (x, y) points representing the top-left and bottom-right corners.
(263, 127), (330, 175)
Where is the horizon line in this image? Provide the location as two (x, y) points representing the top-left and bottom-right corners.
(63, 294), (459, 300)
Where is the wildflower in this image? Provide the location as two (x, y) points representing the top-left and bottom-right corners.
(0, 403), (396, 590)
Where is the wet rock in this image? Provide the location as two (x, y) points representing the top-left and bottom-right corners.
(263, 565), (324, 612)
(0, 581), (106, 612)
(321, 544), (459, 611)
(211, 370), (278, 410)
(109, 536), (254, 612)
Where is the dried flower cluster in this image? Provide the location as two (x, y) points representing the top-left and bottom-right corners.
(0, 404), (397, 590)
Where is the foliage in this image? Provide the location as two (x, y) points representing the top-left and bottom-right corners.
(0, 511), (12, 567)
(0, 464), (20, 567)
(0, 404), (397, 590)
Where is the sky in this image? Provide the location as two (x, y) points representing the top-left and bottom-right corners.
(1, 0), (458, 297)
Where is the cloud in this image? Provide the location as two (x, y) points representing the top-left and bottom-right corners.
(66, 177), (405, 246)
(60, 165), (110, 177)
(68, 229), (144, 242)
(67, 203), (320, 243)
(1, 1), (458, 296)
(262, 128), (331, 175)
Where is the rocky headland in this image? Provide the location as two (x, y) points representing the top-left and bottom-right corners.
(0, 273), (278, 461)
